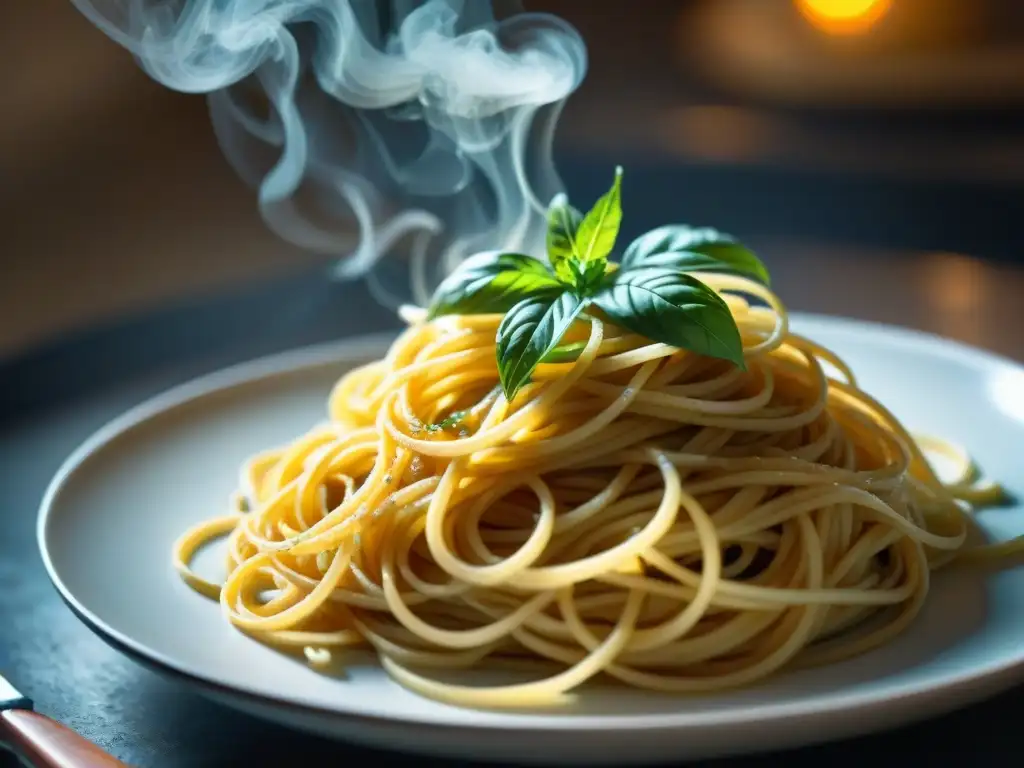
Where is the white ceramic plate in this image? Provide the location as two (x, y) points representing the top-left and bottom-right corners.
(38, 315), (1024, 765)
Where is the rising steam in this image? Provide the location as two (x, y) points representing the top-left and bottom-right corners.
(71, 0), (586, 306)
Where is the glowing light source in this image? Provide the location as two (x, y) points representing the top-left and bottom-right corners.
(795, 0), (893, 36)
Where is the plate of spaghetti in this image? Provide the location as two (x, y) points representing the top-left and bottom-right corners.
(39, 171), (1024, 765)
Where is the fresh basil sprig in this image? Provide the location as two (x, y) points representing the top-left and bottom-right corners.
(426, 251), (562, 319)
(425, 167), (769, 401)
(621, 225), (770, 286)
(547, 165), (622, 292)
(593, 267), (744, 368)
(496, 292), (589, 399)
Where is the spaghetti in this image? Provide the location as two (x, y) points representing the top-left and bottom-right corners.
(174, 273), (1012, 708)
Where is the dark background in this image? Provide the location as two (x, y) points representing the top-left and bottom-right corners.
(3, 1), (1024, 766)
(4, 0), (1024, 359)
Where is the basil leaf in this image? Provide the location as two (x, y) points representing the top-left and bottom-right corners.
(565, 257), (607, 296)
(621, 225), (769, 286)
(497, 292), (588, 400)
(594, 267), (745, 368)
(575, 166), (623, 265)
(427, 251), (560, 319)
(541, 339), (588, 364)
(546, 194), (583, 282)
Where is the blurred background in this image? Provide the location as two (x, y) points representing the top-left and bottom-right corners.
(4, 0), (1024, 365)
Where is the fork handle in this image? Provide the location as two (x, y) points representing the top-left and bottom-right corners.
(1, 709), (127, 767)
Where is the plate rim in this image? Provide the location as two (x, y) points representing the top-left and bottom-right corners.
(37, 312), (1024, 734)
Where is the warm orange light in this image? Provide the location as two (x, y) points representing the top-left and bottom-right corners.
(921, 252), (989, 345)
(795, 0), (893, 36)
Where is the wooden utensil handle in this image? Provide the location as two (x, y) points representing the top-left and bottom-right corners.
(1, 709), (128, 767)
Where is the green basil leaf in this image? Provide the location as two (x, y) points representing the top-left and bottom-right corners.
(546, 194), (583, 282)
(621, 225), (769, 286)
(540, 339), (588, 364)
(564, 257), (608, 297)
(497, 292), (588, 400)
(575, 166), (623, 265)
(427, 251), (560, 319)
(594, 267), (745, 368)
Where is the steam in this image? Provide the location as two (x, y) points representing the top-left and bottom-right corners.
(71, 0), (587, 306)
